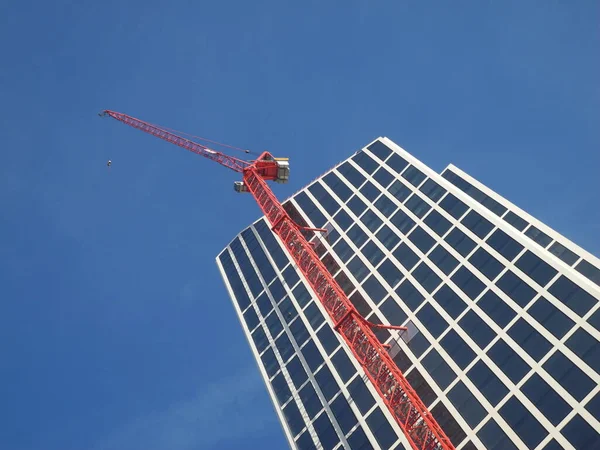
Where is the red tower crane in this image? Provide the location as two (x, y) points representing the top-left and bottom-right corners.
(100, 110), (455, 450)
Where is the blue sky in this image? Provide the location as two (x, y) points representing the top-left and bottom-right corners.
(0, 1), (598, 449)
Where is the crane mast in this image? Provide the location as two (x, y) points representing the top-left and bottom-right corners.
(101, 110), (455, 450)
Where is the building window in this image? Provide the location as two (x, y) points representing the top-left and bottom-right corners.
(275, 333), (294, 362)
(402, 165), (426, 187)
(562, 414), (600, 450)
(496, 271), (536, 307)
(360, 181), (381, 202)
(352, 151), (379, 174)
(347, 224), (368, 248)
(295, 431), (316, 450)
(317, 325), (339, 355)
(299, 382), (322, 420)
(486, 229), (524, 262)
(420, 178), (446, 202)
(565, 328), (600, 374)
(366, 408), (398, 449)
(527, 297), (574, 339)
(459, 310), (495, 349)
(265, 311), (283, 338)
(412, 262), (442, 293)
(367, 140), (393, 160)
(347, 195), (367, 217)
(407, 368), (437, 407)
(487, 340), (530, 384)
(499, 397), (547, 449)
(405, 193), (431, 218)
(381, 297), (407, 326)
(439, 194), (468, 219)
(330, 394), (358, 435)
(393, 243), (419, 270)
(428, 245), (459, 276)
(417, 303), (448, 338)
(323, 172), (353, 202)
(272, 372), (292, 405)
(388, 179), (412, 202)
(431, 401), (467, 446)
(525, 225), (552, 248)
(282, 401), (305, 437)
(477, 419), (519, 450)
(254, 219), (289, 269)
(256, 292), (273, 316)
(295, 192), (327, 228)
(522, 373), (570, 426)
(451, 266), (485, 300)
(461, 210), (494, 239)
(503, 211), (528, 231)
(261, 348), (279, 377)
(360, 209), (383, 233)
(347, 255), (370, 283)
(347, 427), (372, 450)
(445, 228), (476, 257)
(331, 349), (356, 382)
(314, 365), (339, 401)
(548, 242), (579, 266)
(309, 182), (340, 216)
(468, 247), (504, 281)
(376, 225), (401, 250)
(424, 210), (452, 237)
(387, 153), (409, 174)
(363, 241), (385, 266)
(467, 360), (508, 406)
(477, 290), (516, 328)
(448, 381), (487, 428)
(391, 209), (416, 234)
(434, 285), (467, 319)
(422, 349), (456, 389)
(243, 307), (259, 331)
(374, 195), (397, 217)
(575, 259), (600, 286)
(507, 318), (552, 361)
(300, 339), (323, 371)
(441, 330), (476, 369)
(409, 226), (436, 254)
(373, 166), (394, 188)
(515, 250), (558, 287)
(337, 162), (366, 188)
(290, 316), (310, 347)
(548, 275), (598, 316)
(378, 259), (403, 289)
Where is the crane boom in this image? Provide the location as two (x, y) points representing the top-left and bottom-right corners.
(102, 111), (455, 450)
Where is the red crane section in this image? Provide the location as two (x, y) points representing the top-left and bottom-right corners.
(101, 110), (455, 450)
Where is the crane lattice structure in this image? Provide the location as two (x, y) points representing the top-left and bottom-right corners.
(101, 110), (455, 450)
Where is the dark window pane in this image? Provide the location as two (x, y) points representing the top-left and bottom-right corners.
(256, 292), (273, 316)
(396, 279), (425, 311)
(487, 340), (530, 384)
(434, 285), (467, 319)
(374, 195), (397, 217)
(353, 151), (379, 174)
(282, 265), (300, 288)
(469, 247), (504, 280)
(562, 414), (600, 450)
(243, 307), (259, 331)
(363, 274), (389, 303)
(406, 325), (431, 357)
(323, 172), (352, 202)
(409, 226), (436, 254)
(388, 179), (412, 202)
(448, 381), (487, 428)
(348, 377), (375, 415)
(424, 210), (452, 237)
(333, 209), (353, 230)
(527, 297), (574, 339)
(486, 229), (524, 262)
(279, 296), (298, 324)
(261, 348), (279, 377)
(413, 262), (442, 293)
(255, 219), (289, 269)
(549, 242), (579, 266)
(368, 140), (393, 160)
(333, 238), (354, 263)
(478, 290), (516, 328)
(296, 431), (316, 450)
(330, 394), (357, 434)
(451, 267), (485, 300)
(252, 326), (269, 353)
(347, 224), (368, 248)
(366, 409), (397, 449)
(347, 427), (373, 450)
(363, 241), (385, 266)
(584, 394), (600, 429)
(525, 225), (552, 248)
(381, 297), (407, 325)
(221, 252), (252, 310)
(309, 182), (340, 216)
(350, 291), (372, 317)
(422, 349), (456, 389)
(290, 317), (310, 347)
(373, 166), (394, 188)
(500, 397), (547, 449)
(272, 373), (292, 405)
(322, 253), (340, 277)
(305, 302), (324, 330)
(445, 228), (476, 257)
(337, 162), (365, 188)
(420, 179), (446, 202)
(478, 419), (519, 450)
(548, 276), (597, 316)
(515, 250), (558, 287)
(387, 153), (409, 174)
(359, 181), (380, 202)
(347, 195), (367, 217)
(522, 374), (570, 426)
(429, 245), (459, 275)
(504, 211), (528, 231)
(462, 210), (494, 239)
(497, 271), (536, 307)
(243, 228), (277, 284)
(315, 366), (339, 401)
(287, 356), (308, 389)
(393, 243), (419, 271)
(296, 192), (327, 228)
(379, 259), (403, 288)
(317, 326), (339, 355)
(266, 311), (283, 338)
(467, 360), (508, 406)
(360, 209), (383, 232)
(405, 194), (431, 218)
(331, 349), (355, 382)
(575, 260), (600, 286)
(269, 278), (287, 302)
(293, 283), (313, 308)
(507, 318), (552, 361)
(402, 165), (426, 187)
(390, 210), (416, 234)
(276, 333), (294, 362)
(565, 328), (600, 374)
(376, 225), (401, 249)
(299, 382), (322, 419)
(407, 368), (437, 407)
(417, 303), (448, 338)
(348, 255), (370, 283)
(441, 330), (475, 369)
(312, 413), (339, 450)
(459, 310), (495, 349)
(431, 401), (467, 446)
(440, 194), (468, 219)
(282, 401), (305, 437)
(301, 340), (324, 371)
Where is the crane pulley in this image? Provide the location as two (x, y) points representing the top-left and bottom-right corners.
(100, 110), (455, 450)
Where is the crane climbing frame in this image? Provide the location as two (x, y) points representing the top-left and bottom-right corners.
(101, 110), (455, 450)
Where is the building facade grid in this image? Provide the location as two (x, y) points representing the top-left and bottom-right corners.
(217, 137), (600, 450)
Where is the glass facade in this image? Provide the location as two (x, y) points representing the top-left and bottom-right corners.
(217, 138), (600, 449)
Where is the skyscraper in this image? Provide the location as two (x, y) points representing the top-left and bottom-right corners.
(216, 138), (600, 450)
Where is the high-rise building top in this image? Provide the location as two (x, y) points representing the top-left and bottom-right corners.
(217, 137), (600, 450)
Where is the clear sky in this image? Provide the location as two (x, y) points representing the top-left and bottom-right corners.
(0, 1), (598, 449)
